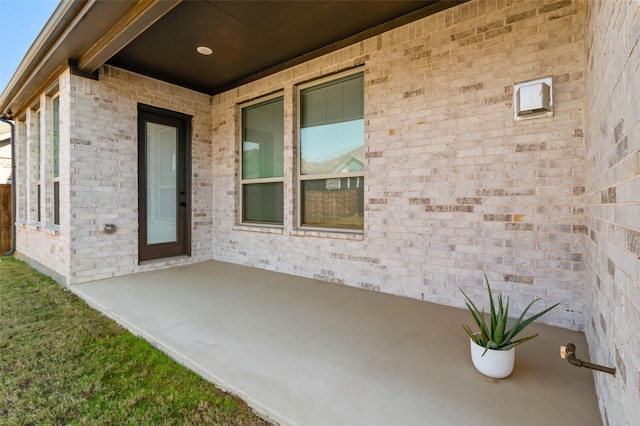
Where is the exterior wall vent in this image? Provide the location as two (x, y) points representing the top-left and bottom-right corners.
(514, 77), (553, 120)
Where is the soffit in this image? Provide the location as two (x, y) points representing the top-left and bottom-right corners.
(0, 0), (140, 117)
(1, 0), (465, 116)
(109, 0), (457, 94)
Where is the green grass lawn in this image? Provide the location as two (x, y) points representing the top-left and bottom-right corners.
(0, 257), (271, 425)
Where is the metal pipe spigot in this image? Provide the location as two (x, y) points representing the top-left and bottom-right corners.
(560, 343), (616, 376)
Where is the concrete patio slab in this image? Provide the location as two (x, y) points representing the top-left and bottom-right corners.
(72, 260), (601, 426)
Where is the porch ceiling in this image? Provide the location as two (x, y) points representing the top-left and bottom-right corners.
(108, 0), (453, 94)
(1, 0), (464, 117)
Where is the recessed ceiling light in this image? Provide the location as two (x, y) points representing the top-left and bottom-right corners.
(197, 46), (213, 55)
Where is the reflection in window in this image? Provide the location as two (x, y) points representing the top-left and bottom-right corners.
(301, 178), (364, 229)
(299, 72), (364, 230)
(241, 96), (284, 224)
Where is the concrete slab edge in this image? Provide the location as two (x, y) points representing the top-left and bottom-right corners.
(69, 286), (291, 426)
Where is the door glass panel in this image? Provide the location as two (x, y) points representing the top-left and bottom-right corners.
(146, 122), (177, 244)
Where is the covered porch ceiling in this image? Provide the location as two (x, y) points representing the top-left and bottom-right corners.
(1, 0), (465, 117)
(108, 0), (456, 94)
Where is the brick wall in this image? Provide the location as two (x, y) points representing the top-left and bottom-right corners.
(66, 66), (213, 283)
(584, 0), (640, 424)
(15, 65), (213, 284)
(12, 1), (590, 331)
(212, 0), (587, 329)
(14, 76), (70, 283)
(9, 1), (635, 422)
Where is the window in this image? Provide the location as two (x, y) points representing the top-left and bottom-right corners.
(52, 96), (60, 225)
(240, 95), (284, 225)
(16, 119), (26, 221)
(36, 109), (41, 223)
(298, 71), (364, 230)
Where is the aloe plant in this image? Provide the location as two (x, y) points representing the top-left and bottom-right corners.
(460, 273), (559, 355)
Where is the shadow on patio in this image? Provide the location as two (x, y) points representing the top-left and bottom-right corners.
(72, 260), (601, 426)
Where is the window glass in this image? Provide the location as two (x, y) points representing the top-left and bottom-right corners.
(146, 122), (177, 244)
(300, 73), (364, 175)
(53, 97), (60, 178)
(299, 72), (364, 230)
(37, 184), (41, 223)
(241, 96), (284, 225)
(301, 178), (364, 229)
(53, 96), (60, 225)
(36, 110), (41, 181)
(242, 97), (284, 179)
(243, 182), (284, 224)
(36, 110), (41, 223)
(53, 181), (60, 225)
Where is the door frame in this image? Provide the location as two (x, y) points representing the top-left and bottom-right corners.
(137, 104), (192, 262)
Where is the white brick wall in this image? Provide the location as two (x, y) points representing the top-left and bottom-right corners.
(212, 0), (587, 329)
(14, 1), (589, 329)
(14, 76), (70, 282)
(66, 66), (213, 282)
(11, 1), (638, 423)
(15, 65), (213, 283)
(584, 0), (640, 424)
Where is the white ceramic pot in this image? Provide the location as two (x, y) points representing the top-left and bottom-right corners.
(470, 337), (515, 379)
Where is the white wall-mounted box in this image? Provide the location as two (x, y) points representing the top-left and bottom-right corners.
(514, 77), (553, 120)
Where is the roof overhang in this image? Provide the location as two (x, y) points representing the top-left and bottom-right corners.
(0, 0), (466, 118)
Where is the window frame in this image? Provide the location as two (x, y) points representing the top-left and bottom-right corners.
(35, 108), (42, 224)
(296, 69), (365, 233)
(16, 118), (27, 222)
(52, 94), (60, 226)
(238, 92), (285, 227)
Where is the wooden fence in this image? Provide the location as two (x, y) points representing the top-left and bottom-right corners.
(303, 187), (363, 227)
(0, 184), (11, 254)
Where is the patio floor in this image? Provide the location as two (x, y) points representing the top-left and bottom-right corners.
(72, 260), (601, 426)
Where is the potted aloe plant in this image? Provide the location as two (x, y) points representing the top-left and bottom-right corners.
(460, 273), (559, 378)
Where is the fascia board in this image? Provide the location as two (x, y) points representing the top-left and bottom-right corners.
(79, 0), (182, 74)
(0, 0), (87, 116)
(0, 0), (158, 118)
